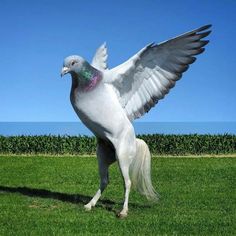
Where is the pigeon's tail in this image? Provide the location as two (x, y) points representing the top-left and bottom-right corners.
(129, 138), (158, 201)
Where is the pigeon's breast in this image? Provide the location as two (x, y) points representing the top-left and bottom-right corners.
(70, 82), (130, 139)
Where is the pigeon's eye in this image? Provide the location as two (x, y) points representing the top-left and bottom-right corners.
(71, 61), (76, 66)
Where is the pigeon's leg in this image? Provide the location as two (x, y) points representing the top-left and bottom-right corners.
(84, 139), (116, 211)
(117, 158), (132, 218)
(115, 132), (136, 218)
(84, 159), (107, 211)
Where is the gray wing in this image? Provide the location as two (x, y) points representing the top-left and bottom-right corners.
(91, 42), (108, 71)
(107, 25), (212, 121)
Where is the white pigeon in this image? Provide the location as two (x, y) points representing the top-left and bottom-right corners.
(61, 24), (211, 218)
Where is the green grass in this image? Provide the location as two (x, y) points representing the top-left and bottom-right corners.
(0, 156), (235, 235)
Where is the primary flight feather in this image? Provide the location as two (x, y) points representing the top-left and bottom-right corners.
(61, 25), (211, 218)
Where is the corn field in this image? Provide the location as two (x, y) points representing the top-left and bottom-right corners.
(0, 134), (235, 155)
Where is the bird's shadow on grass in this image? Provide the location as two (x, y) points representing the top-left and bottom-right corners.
(0, 185), (151, 215)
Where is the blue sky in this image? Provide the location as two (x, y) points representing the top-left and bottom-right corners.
(0, 0), (235, 122)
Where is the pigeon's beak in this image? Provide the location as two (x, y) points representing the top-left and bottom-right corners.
(61, 67), (70, 77)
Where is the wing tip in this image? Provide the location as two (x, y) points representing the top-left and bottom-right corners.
(103, 41), (107, 48)
(199, 30), (212, 38)
(198, 24), (212, 32)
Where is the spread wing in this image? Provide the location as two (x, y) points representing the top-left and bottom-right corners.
(107, 25), (212, 121)
(91, 42), (108, 71)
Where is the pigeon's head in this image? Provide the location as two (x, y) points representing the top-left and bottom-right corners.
(61, 55), (86, 77)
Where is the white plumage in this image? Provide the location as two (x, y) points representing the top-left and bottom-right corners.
(91, 42), (108, 71)
(61, 25), (211, 217)
(105, 25), (211, 121)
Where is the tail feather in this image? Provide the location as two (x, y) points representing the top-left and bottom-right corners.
(129, 138), (158, 201)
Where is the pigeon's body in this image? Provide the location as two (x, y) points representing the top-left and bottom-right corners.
(61, 25), (212, 217)
(70, 74), (132, 141)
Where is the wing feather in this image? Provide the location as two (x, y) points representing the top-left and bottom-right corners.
(107, 25), (212, 120)
(91, 43), (108, 71)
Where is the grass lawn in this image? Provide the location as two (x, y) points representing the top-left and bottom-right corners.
(0, 156), (235, 235)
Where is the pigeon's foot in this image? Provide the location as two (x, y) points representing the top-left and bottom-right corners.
(84, 203), (92, 211)
(117, 209), (128, 219)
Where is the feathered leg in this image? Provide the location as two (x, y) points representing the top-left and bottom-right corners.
(84, 139), (116, 211)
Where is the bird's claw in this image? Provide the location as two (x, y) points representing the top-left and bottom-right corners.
(84, 203), (92, 211)
(117, 211), (128, 219)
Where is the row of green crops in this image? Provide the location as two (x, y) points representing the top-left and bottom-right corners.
(0, 134), (235, 155)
